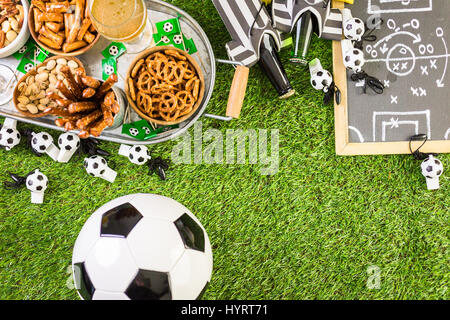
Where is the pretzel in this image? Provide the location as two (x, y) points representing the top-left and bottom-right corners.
(89, 119), (108, 137)
(82, 87), (95, 99)
(101, 103), (114, 126)
(76, 109), (102, 129)
(94, 73), (118, 100)
(56, 80), (77, 100)
(61, 65), (83, 99)
(68, 101), (96, 113)
(129, 49), (201, 122)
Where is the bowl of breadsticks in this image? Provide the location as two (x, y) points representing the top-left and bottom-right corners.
(125, 46), (205, 125)
(0, 0), (29, 58)
(28, 0), (100, 56)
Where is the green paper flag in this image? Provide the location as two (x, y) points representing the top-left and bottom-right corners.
(155, 18), (181, 36)
(102, 57), (117, 81)
(17, 57), (36, 74)
(102, 42), (127, 60)
(13, 39), (36, 60)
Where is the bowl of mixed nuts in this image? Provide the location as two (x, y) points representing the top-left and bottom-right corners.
(13, 55), (83, 117)
(0, 0), (29, 58)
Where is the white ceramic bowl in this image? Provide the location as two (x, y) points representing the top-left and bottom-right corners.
(0, 0), (30, 58)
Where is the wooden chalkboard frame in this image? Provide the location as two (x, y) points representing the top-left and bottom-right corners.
(331, 0), (450, 156)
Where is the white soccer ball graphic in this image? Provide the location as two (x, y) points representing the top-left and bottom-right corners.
(24, 63), (34, 72)
(18, 45), (27, 54)
(58, 132), (80, 151)
(311, 69), (333, 92)
(421, 156), (443, 179)
(109, 46), (119, 56)
(72, 194), (213, 300)
(104, 64), (115, 75)
(343, 48), (365, 72)
(0, 127), (21, 150)
(163, 22), (173, 33)
(129, 128), (139, 136)
(26, 169), (48, 193)
(161, 36), (170, 44)
(84, 155), (108, 177)
(344, 18), (365, 41)
(173, 34), (183, 45)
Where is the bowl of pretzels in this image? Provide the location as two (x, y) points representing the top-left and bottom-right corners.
(125, 46), (205, 125)
(28, 0), (100, 56)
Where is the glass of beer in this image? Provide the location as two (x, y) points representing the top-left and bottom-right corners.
(88, 0), (153, 53)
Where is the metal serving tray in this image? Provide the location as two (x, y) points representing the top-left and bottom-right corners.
(0, 0), (216, 145)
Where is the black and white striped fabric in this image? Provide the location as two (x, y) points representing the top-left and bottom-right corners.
(272, 0), (343, 41)
(211, 0), (282, 67)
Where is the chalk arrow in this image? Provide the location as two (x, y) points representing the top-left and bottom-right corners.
(413, 34), (422, 44)
(436, 80), (445, 88)
(380, 43), (389, 54)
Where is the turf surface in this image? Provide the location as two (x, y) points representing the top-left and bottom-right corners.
(0, 0), (448, 300)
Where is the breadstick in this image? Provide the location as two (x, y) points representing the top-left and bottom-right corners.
(78, 130), (90, 139)
(68, 101), (97, 113)
(33, 8), (42, 33)
(103, 90), (115, 107)
(110, 101), (120, 114)
(45, 1), (69, 13)
(31, 0), (46, 12)
(64, 13), (71, 40)
(44, 106), (72, 117)
(61, 66), (83, 99)
(39, 12), (64, 23)
(101, 103), (114, 126)
(64, 120), (76, 131)
(81, 75), (100, 88)
(82, 87), (96, 99)
(83, 31), (95, 44)
(45, 21), (63, 33)
(89, 118), (108, 137)
(56, 80), (77, 101)
(76, 109), (102, 129)
(55, 118), (69, 127)
(38, 34), (61, 49)
(62, 40), (87, 53)
(94, 73), (118, 100)
(77, 18), (91, 41)
(39, 25), (64, 46)
(67, 0), (83, 43)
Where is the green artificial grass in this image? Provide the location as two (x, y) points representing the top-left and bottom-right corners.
(0, 0), (449, 300)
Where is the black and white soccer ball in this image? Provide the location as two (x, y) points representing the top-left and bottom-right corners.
(129, 128), (139, 136)
(58, 132), (80, 151)
(173, 34), (183, 45)
(84, 155), (108, 177)
(18, 45), (27, 54)
(161, 36), (170, 44)
(26, 169), (48, 193)
(311, 69), (333, 92)
(343, 48), (365, 72)
(24, 63), (34, 73)
(163, 22), (173, 33)
(31, 132), (53, 153)
(0, 127), (21, 150)
(421, 155), (443, 179)
(128, 146), (151, 165)
(104, 64), (115, 75)
(109, 46), (119, 56)
(142, 126), (151, 135)
(72, 194), (213, 300)
(344, 18), (365, 41)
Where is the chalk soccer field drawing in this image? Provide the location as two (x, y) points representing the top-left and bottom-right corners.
(347, 0), (449, 143)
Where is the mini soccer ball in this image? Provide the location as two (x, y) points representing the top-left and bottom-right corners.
(311, 69), (333, 92)
(32, 132), (53, 153)
(173, 34), (183, 45)
(344, 18), (365, 41)
(0, 127), (21, 150)
(72, 194), (213, 300)
(163, 22), (173, 33)
(343, 48), (365, 72)
(104, 64), (115, 75)
(24, 63), (34, 72)
(26, 169), (48, 193)
(58, 133), (80, 151)
(129, 128), (139, 136)
(109, 46), (119, 56)
(84, 155), (108, 177)
(421, 155), (444, 190)
(128, 146), (151, 165)
(161, 36), (170, 44)
(142, 126), (151, 135)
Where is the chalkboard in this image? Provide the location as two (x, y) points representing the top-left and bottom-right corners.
(332, 0), (450, 155)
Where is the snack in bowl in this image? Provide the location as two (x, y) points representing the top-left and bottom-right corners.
(0, 0), (24, 48)
(126, 47), (205, 125)
(14, 56), (82, 116)
(44, 66), (120, 139)
(30, 0), (98, 54)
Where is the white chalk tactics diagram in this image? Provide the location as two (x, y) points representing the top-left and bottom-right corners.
(346, 0), (450, 143)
